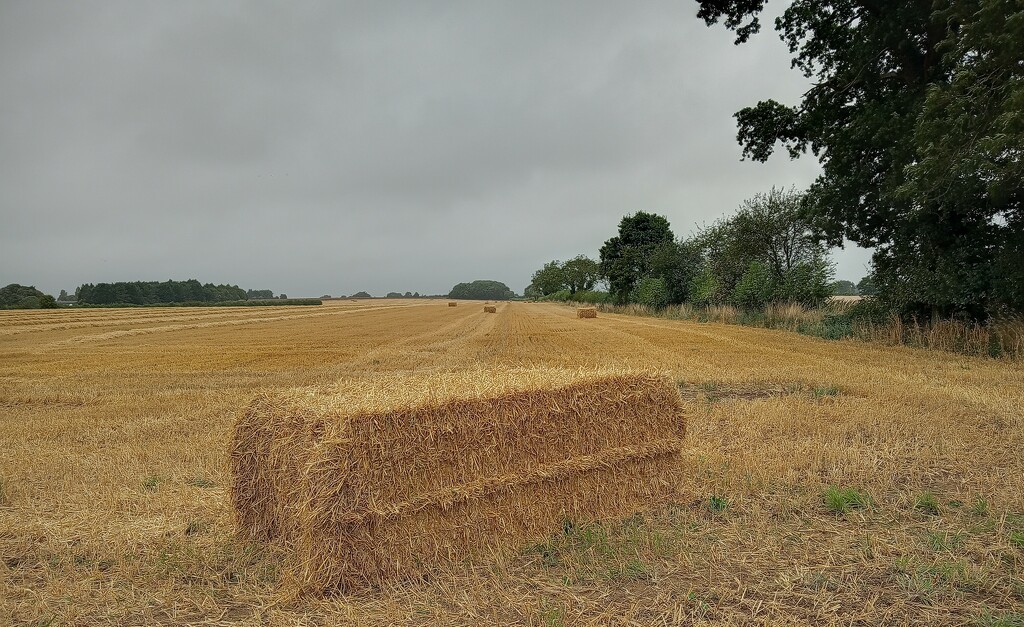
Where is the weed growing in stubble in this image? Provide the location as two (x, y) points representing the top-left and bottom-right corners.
(916, 491), (942, 516)
(823, 487), (872, 515)
(708, 494), (729, 513)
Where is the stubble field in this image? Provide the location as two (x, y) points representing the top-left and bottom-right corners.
(1, 300), (1022, 625)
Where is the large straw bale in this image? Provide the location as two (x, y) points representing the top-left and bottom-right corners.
(483, 305), (497, 313)
(448, 301), (458, 307)
(230, 367), (686, 594)
(577, 307), (598, 318)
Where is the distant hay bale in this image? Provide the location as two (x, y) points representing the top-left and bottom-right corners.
(577, 307), (598, 318)
(230, 367), (686, 594)
(448, 301), (458, 307)
(483, 305), (497, 313)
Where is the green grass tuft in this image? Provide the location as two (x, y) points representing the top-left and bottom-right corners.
(812, 385), (841, 398)
(915, 491), (941, 516)
(823, 487), (871, 514)
(708, 494), (729, 513)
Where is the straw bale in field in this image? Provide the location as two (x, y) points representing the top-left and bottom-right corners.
(448, 301), (458, 307)
(577, 306), (598, 318)
(230, 367), (687, 593)
(483, 305), (497, 313)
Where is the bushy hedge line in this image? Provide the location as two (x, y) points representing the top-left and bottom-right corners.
(72, 299), (322, 308)
(540, 290), (610, 304)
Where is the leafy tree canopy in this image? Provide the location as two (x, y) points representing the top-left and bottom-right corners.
(562, 255), (601, 294)
(77, 280), (247, 305)
(530, 261), (567, 296)
(599, 212), (675, 303)
(0, 284), (56, 309)
(448, 280), (515, 301)
(857, 275), (879, 296)
(350, 291), (372, 298)
(830, 280), (858, 296)
(697, 0), (1024, 317)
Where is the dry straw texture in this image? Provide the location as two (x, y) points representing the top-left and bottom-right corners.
(577, 307), (598, 319)
(483, 305), (497, 313)
(231, 367), (686, 593)
(448, 301), (458, 307)
(5, 299), (1024, 625)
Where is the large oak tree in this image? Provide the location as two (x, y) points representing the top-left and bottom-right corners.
(697, 0), (1024, 317)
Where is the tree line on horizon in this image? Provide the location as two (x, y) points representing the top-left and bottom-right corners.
(527, 188), (859, 310)
(72, 280), (284, 305)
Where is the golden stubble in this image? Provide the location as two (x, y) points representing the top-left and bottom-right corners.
(1, 299), (1022, 625)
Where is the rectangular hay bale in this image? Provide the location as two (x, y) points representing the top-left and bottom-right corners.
(483, 305), (497, 313)
(577, 306), (598, 318)
(448, 301), (458, 307)
(230, 367), (686, 593)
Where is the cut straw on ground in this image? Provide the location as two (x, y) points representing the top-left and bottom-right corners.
(230, 366), (687, 594)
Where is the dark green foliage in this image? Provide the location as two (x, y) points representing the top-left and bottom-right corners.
(692, 188), (834, 308)
(732, 261), (775, 309)
(571, 290), (610, 304)
(531, 261), (568, 296)
(856, 276), (878, 296)
(650, 239), (702, 305)
(776, 258), (833, 307)
(0, 284), (56, 309)
(75, 299), (321, 308)
(688, 267), (722, 306)
(246, 289), (274, 299)
(76, 280), (247, 305)
(386, 292), (403, 298)
(448, 280), (515, 301)
(599, 212), (675, 304)
(540, 289), (572, 302)
(631, 277), (669, 308)
(350, 291), (372, 298)
(539, 289), (610, 304)
(708, 494), (729, 512)
(831, 280), (858, 296)
(529, 256), (601, 298)
(562, 255), (601, 294)
(698, 0), (1024, 318)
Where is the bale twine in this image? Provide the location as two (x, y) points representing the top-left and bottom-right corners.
(577, 307), (598, 318)
(230, 367), (687, 594)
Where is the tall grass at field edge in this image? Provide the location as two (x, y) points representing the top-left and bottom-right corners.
(580, 300), (1024, 360)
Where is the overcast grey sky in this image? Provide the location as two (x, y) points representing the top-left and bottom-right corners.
(1, 1), (872, 297)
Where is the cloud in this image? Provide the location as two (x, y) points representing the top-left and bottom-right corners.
(0, 1), (871, 297)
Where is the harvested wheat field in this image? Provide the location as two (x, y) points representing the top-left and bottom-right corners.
(2, 299), (1023, 625)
